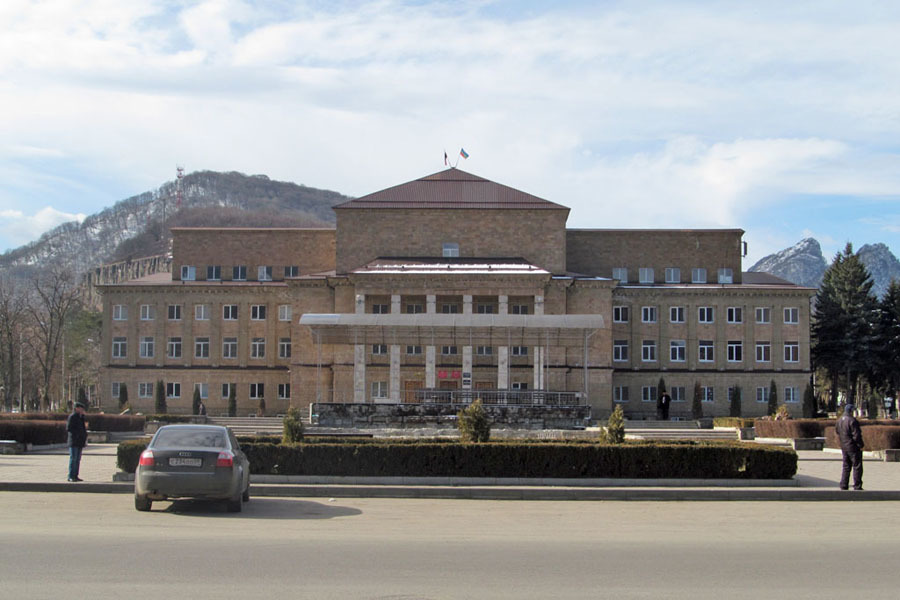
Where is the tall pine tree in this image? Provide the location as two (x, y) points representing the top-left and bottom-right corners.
(872, 280), (900, 401)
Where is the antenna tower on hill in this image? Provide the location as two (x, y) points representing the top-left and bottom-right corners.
(176, 165), (184, 209)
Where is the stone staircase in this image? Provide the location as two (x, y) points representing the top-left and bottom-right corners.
(624, 420), (739, 441)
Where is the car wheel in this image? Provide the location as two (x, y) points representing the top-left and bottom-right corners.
(226, 493), (243, 513)
(242, 485), (250, 502)
(134, 494), (152, 512)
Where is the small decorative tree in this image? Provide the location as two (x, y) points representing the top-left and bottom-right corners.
(729, 385), (742, 418)
(692, 382), (703, 420)
(78, 386), (88, 407)
(867, 392), (880, 419)
(768, 379), (778, 417)
(457, 398), (491, 442)
(257, 393), (266, 417)
(227, 384), (237, 417)
(602, 404), (626, 444)
(155, 379), (167, 414)
(192, 386), (201, 415)
(282, 406), (305, 443)
(118, 383), (128, 411)
(802, 382), (816, 418)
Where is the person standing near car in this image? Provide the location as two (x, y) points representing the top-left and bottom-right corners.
(67, 401), (87, 482)
(836, 403), (864, 491)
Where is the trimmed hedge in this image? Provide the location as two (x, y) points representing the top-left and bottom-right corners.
(0, 412), (68, 421)
(0, 420), (67, 444)
(141, 414), (196, 423)
(824, 426), (900, 451)
(754, 419), (832, 439)
(713, 418), (755, 429)
(117, 439), (796, 479)
(1, 412), (145, 432)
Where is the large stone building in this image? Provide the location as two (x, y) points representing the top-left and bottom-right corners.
(99, 168), (814, 422)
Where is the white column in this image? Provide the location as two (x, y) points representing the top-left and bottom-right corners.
(463, 345), (473, 390)
(355, 294), (365, 315)
(534, 294), (544, 315)
(354, 344), (366, 402)
(499, 294), (508, 315)
(498, 346), (509, 389)
(426, 345), (436, 388)
(426, 294), (436, 314)
(463, 294), (473, 315)
(533, 347), (544, 390)
(391, 294), (401, 314)
(390, 344), (400, 402)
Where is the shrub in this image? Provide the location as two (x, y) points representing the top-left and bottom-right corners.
(457, 399), (491, 442)
(825, 425), (900, 451)
(601, 405), (625, 444)
(83, 414), (145, 432)
(774, 404), (791, 420)
(0, 420), (67, 444)
(802, 383), (815, 418)
(282, 406), (305, 444)
(713, 417), (755, 429)
(192, 387), (201, 416)
(692, 382), (703, 419)
(154, 380), (167, 414)
(768, 380), (778, 416)
(118, 383), (128, 411)
(228, 385), (237, 417)
(729, 386), (742, 418)
(754, 419), (829, 439)
(257, 395), (266, 417)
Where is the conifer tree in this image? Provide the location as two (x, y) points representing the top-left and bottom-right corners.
(228, 384), (237, 417)
(692, 382), (703, 419)
(872, 280), (900, 401)
(768, 379), (778, 416)
(729, 385), (742, 418)
(154, 379), (167, 414)
(802, 382), (816, 418)
(118, 383), (128, 410)
(192, 386), (201, 415)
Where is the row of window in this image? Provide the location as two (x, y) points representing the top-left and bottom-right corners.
(613, 340), (800, 363)
(180, 265), (300, 281)
(613, 267), (734, 285)
(613, 385), (800, 403)
(371, 345), (528, 356)
(113, 381), (289, 400)
(112, 336), (292, 360)
(370, 303), (530, 314)
(613, 306), (800, 325)
(112, 304), (292, 322)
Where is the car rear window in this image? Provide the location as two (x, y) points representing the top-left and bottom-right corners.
(153, 429), (227, 449)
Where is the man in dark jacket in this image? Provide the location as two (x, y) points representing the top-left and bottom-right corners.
(67, 402), (88, 482)
(659, 392), (671, 420)
(835, 403), (864, 490)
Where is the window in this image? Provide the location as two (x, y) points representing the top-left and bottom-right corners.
(476, 303), (495, 314)
(511, 382), (529, 391)
(407, 345), (423, 355)
(279, 305), (292, 321)
(511, 304), (529, 315)
(372, 344), (388, 355)
(642, 386), (658, 402)
(784, 387), (798, 403)
(139, 336), (154, 359)
(475, 346), (492, 356)
(727, 307), (743, 323)
(613, 306), (629, 323)
(613, 340), (629, 362)
(251, 305), (267, 320)
(670, 340), (686, 362)
(284, 265), (299, 277)
(166, 382), (181, 398)
(167, 337), (182, 359)
(207, 265), (221, 280)
(221, 383), (236, 399)
(641, 306), (657, 323)
(612, 267), (628, 282)
(511, 346), (528, 356)
(784, 342), (799, 363)
(441, 345), (458, 355)
(718, 268), (733, 284)
(113, 305), (128, 320)
(168, 304), (182, 321)
(251, 338), (266, 359)
(232, 265), (247, 281)
(223, 304), (238, 320)
(756, 387), (769, 403)
(222, 337), (238, 359)
(727, 341), (743, 362)
(279, 337), (292, 358)
(138, 383), (153, 398)
(195, 382), (208, 400)
(258, 266), (273, 281)
(692, 268), (707, 283)
(671, 386), (686, 402)
(140, 304), (155, 320)
(278, 383), (291, 399)
(702, 386), (715, 403)
(614, 386), (629, 403)
(665, 267), (680, 283)
(111, 382), (121, 399)
(181, 265), (196, 281)
(250, 383), (265, 399)
(443, 242), (459, 257)
(639, 267), (654, 284)
(372, 304), (389, 314)
(371, 381), (388, 399)
(112, 337), (127, 359)
(698, 340), (714, 362)
(194, 337), (210, 359)
(194, 304), (210, 320)
(756, 307), (771, 324)
(784, 307), (799, 324)
(698, 306), (714, 323)
(670, 306), (685, 323)
(756, 342), (771, 362)
(406, 303), (424, 314)
(642, 340), (657, 362)
(441, 303), (459, 314)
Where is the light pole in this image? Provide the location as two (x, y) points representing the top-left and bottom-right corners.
(19, 330), (24, 412)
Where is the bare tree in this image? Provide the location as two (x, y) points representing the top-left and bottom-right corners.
(0, 273), (28, 410)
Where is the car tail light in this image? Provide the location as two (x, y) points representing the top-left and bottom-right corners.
(138, 450), (155, 467)
(216, 451), (234, 467)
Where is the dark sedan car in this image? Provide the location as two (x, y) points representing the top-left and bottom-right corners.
(134, 424), (250, 512)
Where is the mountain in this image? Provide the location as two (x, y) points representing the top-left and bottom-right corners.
(0, 171), (349, 278)
(749, 238), (900, 297)
(748, 238), (828, 288)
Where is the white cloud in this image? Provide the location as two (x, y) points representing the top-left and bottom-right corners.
(0, 207), (86, 249)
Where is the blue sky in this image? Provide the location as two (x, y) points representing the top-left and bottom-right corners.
(2, 0), (900, 266)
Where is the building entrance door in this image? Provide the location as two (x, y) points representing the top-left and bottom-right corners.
(403, 380), (422, 403)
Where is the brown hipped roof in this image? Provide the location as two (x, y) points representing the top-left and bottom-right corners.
(333, 168), (568, 210)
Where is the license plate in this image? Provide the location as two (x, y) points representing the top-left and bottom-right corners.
(169, 457), (202, 467)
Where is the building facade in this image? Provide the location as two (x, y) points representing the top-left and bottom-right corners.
(99, 169), (814, 421)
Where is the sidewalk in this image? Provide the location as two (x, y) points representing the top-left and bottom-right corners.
(2, 444), (899, 500)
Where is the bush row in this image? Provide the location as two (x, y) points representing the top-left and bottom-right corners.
(713, 418), (756, 429)
(117, 439), (796, 479)
(824, 426), (900, 451)
(141, 414), (196, 423)
(754, 418), (900, 440)
(0, 420), (67, 444)
(1, 412), (146, 432)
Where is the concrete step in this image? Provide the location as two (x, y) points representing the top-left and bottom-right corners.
(624, 420), (700, 430)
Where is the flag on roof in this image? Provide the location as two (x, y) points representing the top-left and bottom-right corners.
(444, 150), (448, 166)
(460, 148), (469, 159)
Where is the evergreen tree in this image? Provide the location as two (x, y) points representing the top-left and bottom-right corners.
(78, 386), (88, 407)
(457, 398), (491, 442)
(657, 377), (667, 395)
(118, 383), (128, 410)
(154, 379), (167, 414)
(692, 382), (703, 419)
(228, 384), (236, 417)
(872, 280), (900, 401)
(768, 379), (778, 416)
(257, 392), (266, 417)
(602, 405), (625, 444)
(802, 382), (816, 418)
(729, 385), (742, 418)
(192, 386), (201, 415)
(282, 406), (304, 443)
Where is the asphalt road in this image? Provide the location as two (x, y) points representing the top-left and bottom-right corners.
(2, 493), (898, 599)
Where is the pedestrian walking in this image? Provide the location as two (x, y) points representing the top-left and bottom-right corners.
(835, 403), (864, 491)
(198, 400), (207, 416)
(66, 401), (88, 482)
(659, 391), (671, 420)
